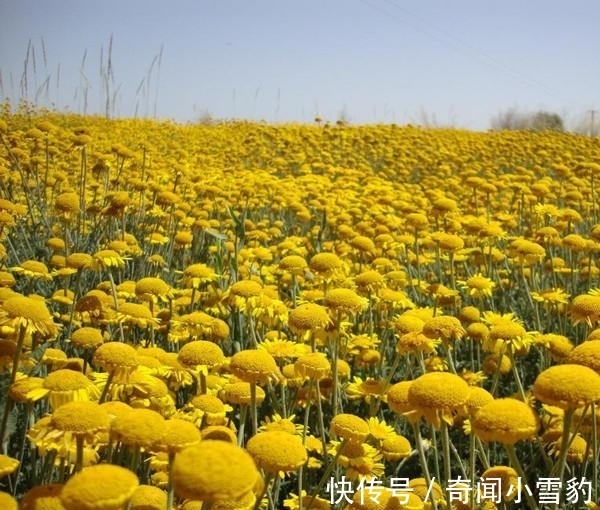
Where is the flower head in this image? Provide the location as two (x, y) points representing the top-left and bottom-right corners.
(43, 369), (100, 410)
(533, 364), (600, 410)
(324, 288), (369, 315)
(20, 484), (65, 510)
(471, 398), (540, 444)
(288, 303), (332, 334)
(229, 348), (281, 385)
(0, 294), (57, 337)
(568, 340), (600, 374)
(246, 430), (307, 475)
(406, 372), (470, 428)
(330, 413), (370, 444)
(171, 441), (258, 502)
(60, 464), (139, 510)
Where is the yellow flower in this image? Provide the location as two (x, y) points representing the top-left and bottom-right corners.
(328, 440), (385, 481)
(0, 454), (19, 478)
(330, 413), (370, 444)
(366, 416), (395, 442)
(294, 352), (330, 380)
(471, 398), (540, 444)
(410, 477), (445, 508)
(43, 369), (100, 410)
(224, 280), (263, 310)
(547, 434), (590, 464)
(406, 372), (470, 428)
(91, 249), (126, 270)
(60, 464), (139, 510)
(177, 340), (225, 370)
(465, 386), (494, 416)
(480, 465), (520, 502)
(55, 191), (80, 215)
(128, 485), (167, 510)
(379, 433), (412, 462)
(229, 349), (281, 385)
(51, 400), (110, 437)
(201, 425), (238, 443)
(283, 490), (330, 510)
(278, 255), (308, 275)
(0, 294), (57, 337)
(182, 393), (230, 426)
(421, 315), (465, 344)
(246, 430), (307, 475)
(324, 288), (369, 315)
(346, 377), (388, 404)
(258, 413), (303, 435)
(568, 340), (600, 373)
(171, 441), (259, 502)
(220, 381), (265, 406)
(0, 492), (17, 510)
(288, 303), (331, 334)
(20, 484), (65, 510)
(533, 364), (600, 410)
(92, 341), (139, 379)
(5, 370), (43, 400)
(10, 260), (53, 281)
(309, 252), (343, 278)
(458, 273), (495, 298)
(135, 277), (173, 303)
(113, 302), (159, 329)
(539, 333), (573, 361)
(71, 327), (104, 350)
(111, 408), (166, 450)
(152, 418), (201, 453)
(258, 338), (310, 360)
(570, 293), (600, 326)
(66, 252), (93, 270)
(182, 263), (219, 289)
(387, 381), (413, 415)
(484, 318), (531, 355)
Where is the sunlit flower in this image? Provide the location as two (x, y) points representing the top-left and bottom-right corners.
(346, 376), (388, 404)
(330, 413), (370, 444)
(406, 371), (470, 428)
(10, 260), (53, 281)
(43, 369), (100, 410)
(91, 249), (126, 270)
(60, 464), (139, 510)
(570, 293), (600, 326)
(229, 348), (281, 385)
(171, 441), (258, 502)
(458, 273), (495, 298)
(0, 294), (57, 337)
(247, 430), (307, 476)
(533, 364), (600, 409)
(471, 398), (540, 444)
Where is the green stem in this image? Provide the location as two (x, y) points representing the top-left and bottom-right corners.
(74, 435), (84, 473)
(253, 471), (274, 510)
(440, 420), (452, 488)
(0, 324), (26, 452)
(237, 405), (248, 446)
(505, 443), (539, 510)
(250, 381), (258, 435)
(99, 370), (115, 404)
(305, 439), (347, 510)
(166, 451), (176, 510)
(314, 380), (327, 458)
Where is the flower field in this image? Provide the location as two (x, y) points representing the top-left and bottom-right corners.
(0, 102), (600, 509)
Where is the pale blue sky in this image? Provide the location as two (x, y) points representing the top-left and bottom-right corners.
(1, 0), (598, 130)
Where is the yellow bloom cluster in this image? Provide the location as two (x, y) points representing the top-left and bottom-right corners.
(2, 106), (600, 509)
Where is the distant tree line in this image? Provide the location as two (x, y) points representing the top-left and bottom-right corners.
(490, 107), (565, 132)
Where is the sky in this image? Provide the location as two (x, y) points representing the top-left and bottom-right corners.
(0, 0), (599, 131)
